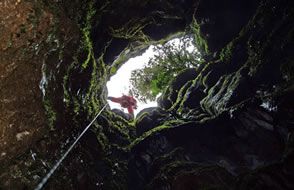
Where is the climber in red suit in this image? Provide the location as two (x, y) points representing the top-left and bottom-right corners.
(108, 95), (137, 116)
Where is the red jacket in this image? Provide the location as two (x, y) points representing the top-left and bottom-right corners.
(108, 95), (137, 115)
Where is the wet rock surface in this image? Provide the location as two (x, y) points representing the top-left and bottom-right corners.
(0, 0), (293, 189)
(0, 0), (51, 165)
(128, 0), (294, 189)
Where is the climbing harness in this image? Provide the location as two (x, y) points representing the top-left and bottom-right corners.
(35, 104), (108, 190)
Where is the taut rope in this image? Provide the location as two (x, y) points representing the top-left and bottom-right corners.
(35, 104), (108, 190)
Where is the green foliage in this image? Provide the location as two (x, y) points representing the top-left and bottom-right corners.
(130, 36), (202, 102)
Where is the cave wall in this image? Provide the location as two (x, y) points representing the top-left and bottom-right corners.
(129, 0), (294, 189)
(0, 0), (199, 189)
(0, 1), (82, 188)
(0, 0), (293, 189)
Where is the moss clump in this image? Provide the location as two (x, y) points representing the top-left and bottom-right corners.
(110, 66), (117, 75)
(219, 41), (235, 63)
(80, 1), (98, 70)
(43, 98), (56, 130)
(162, 119), (187, 127)
(109, 18), (151, 43)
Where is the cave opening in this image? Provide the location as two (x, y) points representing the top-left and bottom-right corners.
(106, 45), (158, 116)
(106, 35), (199, 116)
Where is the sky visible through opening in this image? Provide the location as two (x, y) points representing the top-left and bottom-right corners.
(106, 45), (157, 116)
(106, 38), (196, 116)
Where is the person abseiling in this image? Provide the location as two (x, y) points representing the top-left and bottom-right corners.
(108, 94), (137, 116)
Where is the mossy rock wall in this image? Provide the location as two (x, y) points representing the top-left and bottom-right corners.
(129, 0), (294, 189)
(0, 0), (293, 189)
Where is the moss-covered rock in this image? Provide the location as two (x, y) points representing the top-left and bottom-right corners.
(1, 0), (294, 189)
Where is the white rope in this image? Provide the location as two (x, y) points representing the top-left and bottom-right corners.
(35, 104), (108, 190)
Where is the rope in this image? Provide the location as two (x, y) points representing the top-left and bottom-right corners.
(35, 104), (108, 190)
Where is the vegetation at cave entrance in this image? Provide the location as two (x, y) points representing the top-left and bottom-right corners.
(130, 35), (202, 103)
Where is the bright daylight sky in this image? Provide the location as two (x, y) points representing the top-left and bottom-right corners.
(106, 38), (195, 116)
(106, 45), (157, 116)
